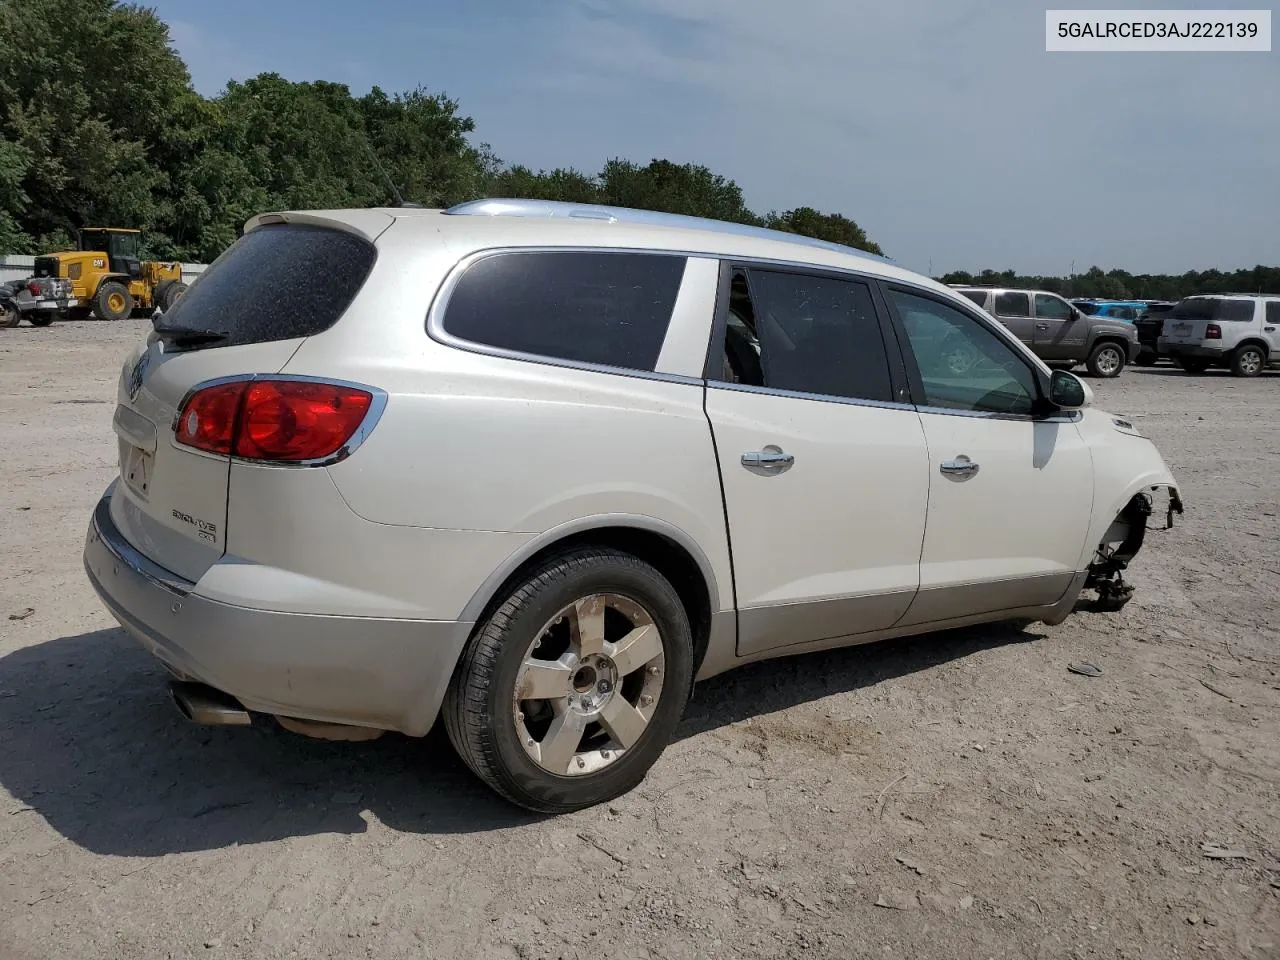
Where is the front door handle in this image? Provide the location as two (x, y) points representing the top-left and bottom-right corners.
(1036, 323), (1050, 331)
(742, 450), (794, 470)
(940, 455), (980, 478)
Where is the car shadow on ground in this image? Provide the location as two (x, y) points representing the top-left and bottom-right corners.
(1130, 366), (1278, 378)
(0, 620), (1041, 856)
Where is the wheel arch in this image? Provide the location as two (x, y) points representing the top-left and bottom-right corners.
(91, 273), (133, 293)
(1077, 473), (1181, 571)
(1090, 334), (1131, 354)
(1234, 338), (1270, 357)
(458, 516), (721, 675)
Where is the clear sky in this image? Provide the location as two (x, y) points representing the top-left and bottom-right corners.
(150, 0), (1277, 276)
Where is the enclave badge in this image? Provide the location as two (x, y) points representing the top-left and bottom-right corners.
(128, 353), (149, 401)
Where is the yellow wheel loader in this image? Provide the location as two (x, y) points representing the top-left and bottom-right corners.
(31, 228), (188, 321)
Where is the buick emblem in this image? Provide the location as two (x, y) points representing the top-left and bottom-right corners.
(128, 353), (149, 401)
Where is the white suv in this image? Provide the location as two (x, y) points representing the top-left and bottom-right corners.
(1157, 294), (1280, 376)
(83, 200), (1183, 812)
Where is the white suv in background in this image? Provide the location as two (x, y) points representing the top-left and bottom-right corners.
(1157, 294), (1280, 376)
(83, 200), (1183, 813)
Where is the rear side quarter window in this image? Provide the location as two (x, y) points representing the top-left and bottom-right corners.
(438, 250), (687, 372)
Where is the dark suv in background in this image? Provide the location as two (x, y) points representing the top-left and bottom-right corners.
(1133, 301), (1177, 365)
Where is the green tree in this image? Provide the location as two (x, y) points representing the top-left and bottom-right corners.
(600, 158), (761, 224)
(487, 165), (602, 203)
(765, 206), (883, 256)
(0, 0), (194, 249)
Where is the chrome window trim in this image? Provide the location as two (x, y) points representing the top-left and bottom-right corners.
(426, 246), (699, 382)
(169, 373), (390, 468)
(707, 378), (1080, 422)
(915, 404), (1082, 424)
(425, 245), (924, 388)
(707, 379), (916, 414)
(424, 244), (1069, 420)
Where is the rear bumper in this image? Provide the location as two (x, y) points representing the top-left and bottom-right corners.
(83, 481), (472, 736)
(1157, 340), (1226, 360)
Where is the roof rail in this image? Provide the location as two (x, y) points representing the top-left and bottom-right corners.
(443, 198), (897, 264)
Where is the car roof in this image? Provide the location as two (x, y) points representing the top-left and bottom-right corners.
(244, 200), (970, 303)
(953, 285), (1062, 297)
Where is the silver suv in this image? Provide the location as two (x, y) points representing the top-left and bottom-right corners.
(953, 286), (1139, 378)
(83, 201), (1181, 813)
(1157, 294), (1280, 377)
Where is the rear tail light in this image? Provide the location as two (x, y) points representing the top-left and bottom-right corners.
(27, 281), (40, 295)
(1206, 324), (1222, 340)
(175, 378), (376, 463)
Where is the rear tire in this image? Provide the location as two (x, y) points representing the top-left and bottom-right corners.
(1133, 352), (1157, 367)
(1085, 341), (1126, 378)
(1230, 344), (1266, 378)
(443, 547), (694, 814)
(27, 314), (54, 327)
(94, 281), (132, 322)
(65, 307), (91, 322)
(1177, 357), (1211, 374)
(155, 279), (188, 311)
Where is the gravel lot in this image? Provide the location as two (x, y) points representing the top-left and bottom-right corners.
(1, 320), (1277, 960)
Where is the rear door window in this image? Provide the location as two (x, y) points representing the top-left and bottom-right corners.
(710, 267), (895, 403)
(994, 292), (1031, 317)
(158, 224), (377, 350)
(441, 251), (687, 372)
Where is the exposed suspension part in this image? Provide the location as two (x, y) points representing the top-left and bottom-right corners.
(1085, 493), (1155, 611)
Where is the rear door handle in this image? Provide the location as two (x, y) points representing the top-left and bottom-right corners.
(742, 450), (794, 470)
(940, 455), (980, 478)
(1036, 323), (1050, 331)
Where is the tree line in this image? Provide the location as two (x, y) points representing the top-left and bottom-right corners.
(940, 266), (1280, 301)
(0, 0), (879, 264)
(0, 0), (1273, 301)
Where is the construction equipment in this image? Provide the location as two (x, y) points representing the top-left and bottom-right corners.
(30, 228), (187, 321)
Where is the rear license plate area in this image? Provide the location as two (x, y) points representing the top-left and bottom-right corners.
(123, 444), (154, 499)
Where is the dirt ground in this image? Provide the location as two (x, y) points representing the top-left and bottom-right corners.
(1, 319), (1277, 960)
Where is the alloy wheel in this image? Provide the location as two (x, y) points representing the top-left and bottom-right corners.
(514, 593), (665, 776)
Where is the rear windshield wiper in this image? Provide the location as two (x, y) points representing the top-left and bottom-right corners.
(152, 323), (229, 347)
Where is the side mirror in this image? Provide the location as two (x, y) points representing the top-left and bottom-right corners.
(1049, 369), (1090, 409)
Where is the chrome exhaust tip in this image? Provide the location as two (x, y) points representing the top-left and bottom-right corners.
(169, 681), (252, 727)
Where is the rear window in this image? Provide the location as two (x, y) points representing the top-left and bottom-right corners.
(440, 250), (687, 372)
(158, 224), (376, 349)
(1169, 297), (1255, 322)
